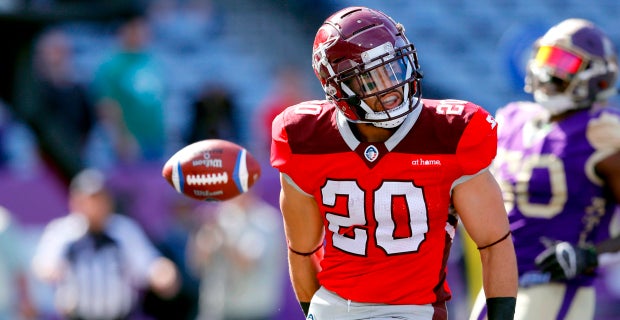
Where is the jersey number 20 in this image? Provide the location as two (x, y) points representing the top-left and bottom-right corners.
(322, 180), (429, 256)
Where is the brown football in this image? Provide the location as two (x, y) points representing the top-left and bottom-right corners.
(162, 139), (261, 201)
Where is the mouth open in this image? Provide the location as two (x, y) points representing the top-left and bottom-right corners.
(380, 92), (403, 110)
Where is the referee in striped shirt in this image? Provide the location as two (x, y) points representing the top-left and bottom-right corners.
(32, 168), (179, 320)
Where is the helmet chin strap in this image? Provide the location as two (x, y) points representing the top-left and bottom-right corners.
(369, 98), (415, 128)
(371, 117), (406, 128)
(342, 94), (415, 128)
(341, 93), (411, 128)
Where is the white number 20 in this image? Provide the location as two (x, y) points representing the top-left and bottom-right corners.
(322, 180), (429, 255)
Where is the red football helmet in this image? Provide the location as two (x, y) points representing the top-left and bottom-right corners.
(525, 18), (618, 115)
(312, 6), (423, 128)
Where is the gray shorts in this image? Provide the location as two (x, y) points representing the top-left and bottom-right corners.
(307, 287), (447, 320)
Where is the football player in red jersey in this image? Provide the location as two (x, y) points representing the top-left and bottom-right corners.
(270, 6), (518, 320)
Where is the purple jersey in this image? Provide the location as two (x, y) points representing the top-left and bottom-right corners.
(492, 102), (620, 286)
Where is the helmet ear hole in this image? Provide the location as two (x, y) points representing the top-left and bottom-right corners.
(599, 80), (609, 89)
(345, 95), (361, 108)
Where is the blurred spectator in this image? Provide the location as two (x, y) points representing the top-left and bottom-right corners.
(31, 168), (179, 320)
(185, 84), (239, 144)
(190, 190), (286, 320)
(13, 27), (94, 184)
(0, 206), (37, 319)
(142, 196), (201, 320)
(89, 14), (168, 169)
(0, 99), (41, 176)
(254, 65), (312, 159)
(252, 65), (313, 209)
(147, 0), (221, 52)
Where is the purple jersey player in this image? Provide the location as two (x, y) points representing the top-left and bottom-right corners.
(469, 19), (620, 320)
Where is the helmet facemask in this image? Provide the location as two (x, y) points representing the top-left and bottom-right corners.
(327, 42), (422, 128)
(527, 45), (587, 114)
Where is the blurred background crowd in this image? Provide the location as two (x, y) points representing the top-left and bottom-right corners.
(0, 0), (618, 319)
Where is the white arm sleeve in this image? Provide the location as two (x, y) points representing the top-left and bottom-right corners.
(108, 215), (161, 286)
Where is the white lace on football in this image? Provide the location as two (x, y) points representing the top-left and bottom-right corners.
(186, 173), (229, 185)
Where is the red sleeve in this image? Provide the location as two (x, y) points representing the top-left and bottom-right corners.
(270, 111), (292, 173)
(457, 106), (498, 175)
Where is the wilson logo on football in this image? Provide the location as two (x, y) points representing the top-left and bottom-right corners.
(192, 152), (223, 168)
(193, 189), (225, 197)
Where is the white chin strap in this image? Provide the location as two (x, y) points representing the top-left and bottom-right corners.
(372, 116), (407, 128)
(533, 91), (576, 116)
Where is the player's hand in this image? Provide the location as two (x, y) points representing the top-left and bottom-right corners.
(534, 241), (598, 280)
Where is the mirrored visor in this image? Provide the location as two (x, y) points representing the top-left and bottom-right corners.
(534, 46), (584, 75)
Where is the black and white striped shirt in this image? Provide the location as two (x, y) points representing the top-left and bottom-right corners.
(33, 213), (161, 319)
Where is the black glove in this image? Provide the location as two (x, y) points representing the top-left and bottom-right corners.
(534, 241), (598, 280)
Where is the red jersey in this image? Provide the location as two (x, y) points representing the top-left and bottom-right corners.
(270, 99), (497, 305)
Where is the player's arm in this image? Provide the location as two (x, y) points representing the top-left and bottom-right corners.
(590, 150), (620, 257)
(31, 220), (70, 283)
(596, 150), (620, 252)
(279, 173), (324, 312)
(454, 169), (518, 319)
(591, 115), (620, 255)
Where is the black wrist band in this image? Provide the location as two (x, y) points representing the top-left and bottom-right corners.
(300, 301), (310, 317)
(487, 297), (516, 320)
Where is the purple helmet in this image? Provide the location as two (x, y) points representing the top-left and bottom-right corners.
(525, 18), (618, 115)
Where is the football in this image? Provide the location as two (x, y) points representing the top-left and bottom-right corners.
(162, 139), (261, 201)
